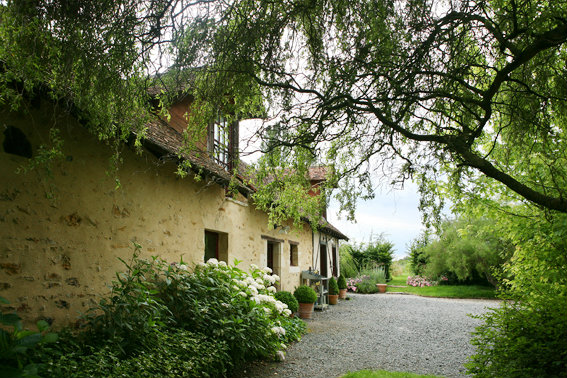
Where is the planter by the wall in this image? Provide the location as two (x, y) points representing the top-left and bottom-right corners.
(298, 302), (315, 319)
(339, 288), (347, 299)
(328, 294), (339, 305)
(376, 283), (387, 293)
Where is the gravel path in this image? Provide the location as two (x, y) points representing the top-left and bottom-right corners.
(238, 293), (499, 378)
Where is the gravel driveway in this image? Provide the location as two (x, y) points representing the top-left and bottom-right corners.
(238, 293), (499, 378)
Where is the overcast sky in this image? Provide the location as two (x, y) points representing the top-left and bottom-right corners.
(327, 181), (425, 261)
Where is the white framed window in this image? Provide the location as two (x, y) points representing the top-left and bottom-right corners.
(212, 116), (229, 168)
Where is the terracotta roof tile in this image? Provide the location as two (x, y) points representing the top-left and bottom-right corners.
(319, 217), (349, 240)
(140, 117), (253, 193)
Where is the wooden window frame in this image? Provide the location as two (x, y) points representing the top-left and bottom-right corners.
(289, 241), (299, 267)
(208, 115), (238, 171)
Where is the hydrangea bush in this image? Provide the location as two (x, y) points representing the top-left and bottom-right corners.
(158, 258), (303, 366)
(35, 252), (306, 378)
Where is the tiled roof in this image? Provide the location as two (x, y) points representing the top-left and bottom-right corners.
(140, 117), (254, 194)
(319, 217), (349, 240)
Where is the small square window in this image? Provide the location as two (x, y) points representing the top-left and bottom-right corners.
(204, 230), (228, 263)
(290, 243), (298, 266)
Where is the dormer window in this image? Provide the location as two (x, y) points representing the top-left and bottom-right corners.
(209, 115), (238, 171)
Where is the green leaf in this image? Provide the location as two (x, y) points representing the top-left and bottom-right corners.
(16, 333), (42, 348)
(36, 320), (49, 332)
(42, 332), (58, 343)
(0, 313), (21, 328)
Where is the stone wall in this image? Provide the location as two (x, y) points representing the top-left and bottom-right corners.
(0, 101), (313, 327)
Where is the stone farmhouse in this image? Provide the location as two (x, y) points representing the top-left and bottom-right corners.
(0, 88), (347, 326)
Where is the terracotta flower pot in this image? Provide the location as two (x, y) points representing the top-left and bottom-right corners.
(298, 302), (314, 319)
(376, 283), (387, 293)
(328, 294), (339, 305)
(339, 288), (347, 299)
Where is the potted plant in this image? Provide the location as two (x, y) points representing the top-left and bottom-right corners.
(337, 275), (348, 299)
(328, 277), (339, 305)
(293, 285), (318, 319)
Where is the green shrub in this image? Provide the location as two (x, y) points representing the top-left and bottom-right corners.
(83, 253), (172, 355)
(35, 252), (306, 377)
(467, 294), (566, 378)
(408, 232), (430, 276)
(39, 328), (229, 378)
(347, 236), (395, 279)
(466, 211), (567, 378)
(355, 279), (379, 294)
(275, 291), (299, 314)
(113, 329), (229, 378)
(293, 285), (317, 303)
(421, 217), (512, 287)
(278, 315), (306, 344)
(0, 297), (58, 378)
(328, 277), (339, 295)
(337, 275), (347, 290)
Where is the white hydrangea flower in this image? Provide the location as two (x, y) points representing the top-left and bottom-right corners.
(283, 309), (292, 317)
(267, 286), (277, 293)
(218, 260), (227, 267)
(197, 262), (206, 267)
(251, 296), (261, 304)
(245, 276), (256, 285)
(263, 274), (277, 285)
(275, 301), (288, 313)
(271, 326), (286, 336)
(255, 294), (272, 304)
(249, 286), (258, 296)
(239, 291), (247, 298)
(263, 266), (273, 274)
(178, 264), (188, 271)
(250, 264), (259, 270)
(264, 307), (271, 314)
(272, 274), (280, 282)
(206, 258), (219, 266)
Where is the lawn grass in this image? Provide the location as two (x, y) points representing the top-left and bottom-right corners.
(388, 275), (409, 286)
(340, 369), (444, 378)
(386, 275), (497, 299)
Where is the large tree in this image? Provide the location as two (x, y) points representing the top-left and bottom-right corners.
(173, 0), (567, 218)
(1, 0), (566, 221)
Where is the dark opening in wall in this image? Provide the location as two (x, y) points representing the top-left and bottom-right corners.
(3, 125), (32, 158)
